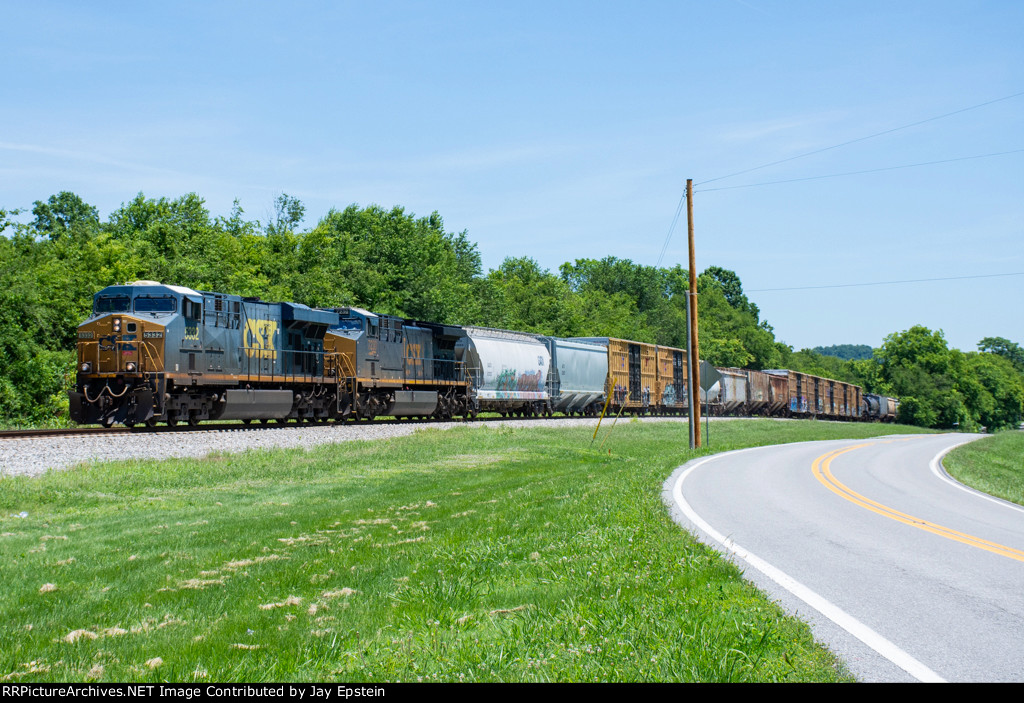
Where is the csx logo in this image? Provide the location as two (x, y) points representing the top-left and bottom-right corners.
(245, 319), (278, 360)
(406, 342), (422, 363)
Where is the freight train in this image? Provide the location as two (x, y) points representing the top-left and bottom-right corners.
(69, 281), (898, 427)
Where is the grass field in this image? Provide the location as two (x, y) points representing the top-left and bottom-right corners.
(0, 419), (937, 683)
(943, 430), (1024, 507)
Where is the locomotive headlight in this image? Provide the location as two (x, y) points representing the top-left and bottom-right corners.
(113, 318), (122, 332)
(126, 362), (137, 372)
(81, 362), (92, 373)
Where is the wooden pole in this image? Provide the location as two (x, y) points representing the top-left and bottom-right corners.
(685, 291), (695, 449)
(687, 179), (701, 447)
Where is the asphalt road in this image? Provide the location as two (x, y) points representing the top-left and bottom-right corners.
(663, 433), (1024, 682)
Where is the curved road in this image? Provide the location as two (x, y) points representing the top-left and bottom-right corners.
(664, 433), (1024, 682)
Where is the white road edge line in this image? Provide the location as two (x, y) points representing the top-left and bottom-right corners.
(670, 444), (946, 684)
(930, 439), (1024, 515)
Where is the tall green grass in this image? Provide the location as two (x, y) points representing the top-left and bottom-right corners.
(0, 419), (934, 682)
(943, 431), (1024, 506)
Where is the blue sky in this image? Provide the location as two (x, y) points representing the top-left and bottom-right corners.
(2, 1), (1021, 352)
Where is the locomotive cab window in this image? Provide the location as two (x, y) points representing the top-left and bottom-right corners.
(184, 299), (201, 320)
(94, 296), (130, 314)
(335, 318), (362, 331)
(134, 296), (177, 313)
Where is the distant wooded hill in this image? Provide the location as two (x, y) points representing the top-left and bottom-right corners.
(812, 344), (874, 361)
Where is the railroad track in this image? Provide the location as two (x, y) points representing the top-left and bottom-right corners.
(0, 413), (605, 441)
(0, 426), (133, 440)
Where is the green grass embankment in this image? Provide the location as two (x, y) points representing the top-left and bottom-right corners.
(943, 431), (1024, 506)
(0, 419), (935, 683)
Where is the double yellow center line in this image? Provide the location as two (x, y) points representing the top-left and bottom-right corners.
(812, 442), (1024, 563)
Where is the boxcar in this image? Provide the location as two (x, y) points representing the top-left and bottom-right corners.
(573, 337), (657, 413)
(654, 345), (689, 414)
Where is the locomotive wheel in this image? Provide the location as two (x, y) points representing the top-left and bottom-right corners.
(146, 418), (158, 428)
(242, 419), (252, 425)
(166, 415), (178, 427)
(188, 414), (201, 427)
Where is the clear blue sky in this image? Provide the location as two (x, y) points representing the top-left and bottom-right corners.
(2, 1), (1021, 352)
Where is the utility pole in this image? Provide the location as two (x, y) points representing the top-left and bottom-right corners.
(687, 179), (702, 447)
(685, 291), (695, 448)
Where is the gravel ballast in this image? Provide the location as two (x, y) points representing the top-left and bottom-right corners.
(0, 417), (698, 479)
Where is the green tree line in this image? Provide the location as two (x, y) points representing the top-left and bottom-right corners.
(1, 191), (1021, 431)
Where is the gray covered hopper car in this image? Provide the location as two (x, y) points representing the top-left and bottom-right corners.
(540, 337), (608, 416)
(714, 367), (747, 414)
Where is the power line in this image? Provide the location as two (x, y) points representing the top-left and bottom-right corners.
(696, 90), (1024, 187)
(655, 190), (687, 268)
(695, 148), (1024, 192)
(656, 89), (1024, 269)
(748, 271), (1024, 293)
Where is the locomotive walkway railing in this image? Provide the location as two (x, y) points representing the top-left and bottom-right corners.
(402, 356), (466, 384)
(240, 347), (355, 386)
